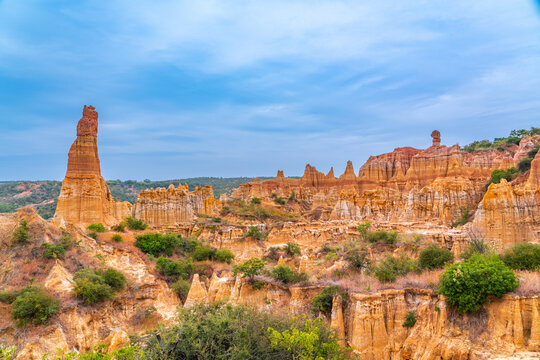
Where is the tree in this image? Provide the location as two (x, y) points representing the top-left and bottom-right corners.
(233, 257), (265, 280)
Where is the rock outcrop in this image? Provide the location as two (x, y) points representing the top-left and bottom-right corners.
(132, 184), (221, 226)
(53, 106), (131, 226)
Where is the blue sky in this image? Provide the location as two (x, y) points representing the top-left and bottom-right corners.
(1, 1), (539, 180)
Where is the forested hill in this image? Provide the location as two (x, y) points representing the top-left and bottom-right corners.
(0, 177), (275, 219)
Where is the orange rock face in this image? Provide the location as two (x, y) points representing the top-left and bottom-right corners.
(53, 106), (131, 226)
(132, 184), (221, 226)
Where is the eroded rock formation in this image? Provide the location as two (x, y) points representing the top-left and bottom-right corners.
(53, 106), (131, 226)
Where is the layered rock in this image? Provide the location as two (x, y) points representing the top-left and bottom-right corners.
(132, 184), (221, 226)
(53, 106), (131, 226)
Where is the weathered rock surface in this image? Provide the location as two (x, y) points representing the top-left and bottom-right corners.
(133, 184), (221, 226)
(53, 106), (131, 227)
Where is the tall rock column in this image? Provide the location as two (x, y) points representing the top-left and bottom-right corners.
(54, 105), (131, 226)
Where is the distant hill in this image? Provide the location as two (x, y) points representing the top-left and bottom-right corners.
(0, 177), (276, 219)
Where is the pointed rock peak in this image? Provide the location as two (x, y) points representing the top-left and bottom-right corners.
(168, 184), (176, 191)
(276, 170), (285, 179)
(326, 167), (335, 178)
(431, 130), (441, 147)
(344, 160), (355, 174)
(77, 105), (98, 137)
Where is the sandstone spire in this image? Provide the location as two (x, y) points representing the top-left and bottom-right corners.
(53, 105), (131, 226)
(431, 130), (441, 147)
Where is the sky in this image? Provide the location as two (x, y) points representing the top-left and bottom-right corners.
(1, 1), (539, 181)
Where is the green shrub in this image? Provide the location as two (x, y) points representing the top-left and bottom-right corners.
(155, 257), (194, 279)
(372, 254), (418, 282)
(73, 268), (126, 304)
(368, 230), (398, 244)
(111, 233), (123, 242)
(214, 248), (235, 263)
(12, 220), (30, 243)
(528, 144), (540, 159)
(345, 249), (370, 270)
(88, 231), (98, 240)
(438, 254), (519, 313)
(502, 243), (540, 270)
(111, 223), (125, 232)
(244, 226), (267, 240)
(177, 236), (202, 255)
(451, 206), (472, 228)
(135, 233), (179, 256)
(284, 242), (301, 257)
(518, 157), (533, 172)
(0, 290), (19, 304)
(233, 257), (265, 280)
(87, 223), (107, 232)
(418, 245), (454, 270)
(11, 286), (59, 326)
(42, 242), (67, 259)
(143, 303), (323, 360)
(270, 265), (308, 284)
(125, 216), (148, 230)
(460, 232), (492, 260)
(0, 345), (16, 360)
(402, 311), (417, 328)
(172, 278), (191, 302)
(273, 197), (286, 205)
(311, 286), (346, 314)
(251, 197), (261, 205)
(192, 245), (216, 261)
(357, 221), (371, 241)
(490, 168), (518, 184)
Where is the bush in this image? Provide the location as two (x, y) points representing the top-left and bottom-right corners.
(11, 286), (59, 326)
(284, 242), (301, 257)
(233, 257), (265, 280)
(125, 216), (148, 230)
(518, 157), (533, 173)
(42, 242), (67, 259)
(111, 233), (123, 242)
(273, 197), (286, 205)
(402, 311), (417, 328)
(367, 230), (398, 244)
(418, 245), (454, 270)
(172, 279), (191, 302)
(111, 223), (125, 232)
(502, 243), (540, 270)
(87, 223), (107, 232)
(372, 254), (418, 282)
(144, 303), (348, 360)
(135, 233), (179, 256)
(490, 168), (518, 184)
(192, 244), (216, 261)
(311, 286), (346, 314)
(214, 248), (235, 263)
(251, 197), (261, 205)
(451, 206), (472, 228)
(0, 290), (19, 304)
(244, 226), (267, 240)
(345, 249), (370, 271)
(0, 345), (16, 360)
(460, 232), (491, 260)
(12, 220), (30, 243)
(88, 231), (98, 240)
(438, 254), (519, 313)
(155, 257), (194, 279)
(270, 265), (308, 284)
(73, 268), (126, 304)
(357, 221), (371, 241)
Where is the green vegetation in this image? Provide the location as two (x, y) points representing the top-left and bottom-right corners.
(171, 278), (191, 302)
(344, 249), (370, 271)
(311, 286), (346, 315)
(0, 181), (61, 219)
(244, 226), (267, 240)
(460, 232), (492, 260)
(451, 207), (472, 228)
(402, 311), (417, 328)
(111, 233), (123, 242)
(462, 127), (540, 152)
(270, 265), (308, 284)
(518, 157), (532, 172)
(1, 286), (60, 326)
(284, 242), (301, 256)
(0, 345), (16, 360)
(42, 243), (67, 259)
(125, 216), (148, 230)
(214, 248), (235, 263)
(12, 220), (30, 243)
(438, 254), (519, 313)
(222, 199), (295, 222)
(357, 221), (398, 244)
(155, 257), (194, 279)
(268, 316), (350, 360)
(135, 233), (179, 256)
(87, 223), (107, 232)
(234, 257), (265, 280)
(251, 197), (261, 204)
(88, 232), (98, 239)
(490, 168), (519, 184)
(111, 223), (125, 232)
(372, 254), (418, 282)
(502, 243), (540, 270)
(418, 245), (453, 270)
(73, 268), (126, 304)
